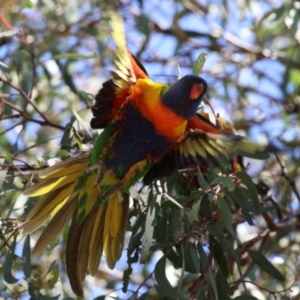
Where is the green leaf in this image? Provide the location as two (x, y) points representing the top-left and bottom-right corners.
(47, 262), (59, 285)
(236, 147), (269, 160)
(53, 52), (97, 60)
(164, 247), (183, 270)
(60, 122), (73, 146)
(129, 211), (146, 249)
(216, 270), (230, 300)
(0, 61), (10, 73)
(200, 194), (213, 218)
(186, 242), (200, 273)
(197, 244), (208, 273)
(72, 109), (92, 139)
(4, 240), (18, 284)
(22, 235), (32, 278)
(212, 243), (228, 278)
(154, 214), (169, 245)
(14, 50), (31, 66)
(165, 242), (200, 273)
(248, 250), (285, 281)
(136, 14), (152, 36)
(206, 267), (219, 300)
(2, 150), (13, 163)
(56, 60), (77, 94)
(236, 172), (260, 211)
(92, 296), (106, 300)
(78, 91), (94, 108)
(0, 158), (8, 190)
(193, 52), (207, 75)
(231, 187), (254, 225)
(197, 168), (209, 189)
(290, 9), (300, 38)
(47, 260), (57, 274)
(234, 296), (260, 300)
(140, 202), (156, 263)
(154, 256), (178, 298)
(212, 177), (235, 192)
(21, 0), (34, 8)
(186, 198), (201, 224)
(169, 207), (183, 242)
(217, 197), (234, 236)
(207, 224), (225, 239)
(197, 289), (208, 300)
(54, 149), (71, 159)
(219, 239), (240, 262)
(123, 247), (139, 293)
(14, 50), (33, 95)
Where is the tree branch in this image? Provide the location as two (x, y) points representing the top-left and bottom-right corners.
(0, 77), (64, 131)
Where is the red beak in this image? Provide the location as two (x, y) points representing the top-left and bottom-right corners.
(189, 83), (204, 100)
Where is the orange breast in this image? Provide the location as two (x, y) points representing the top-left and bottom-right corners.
(130, 78), (187, 142)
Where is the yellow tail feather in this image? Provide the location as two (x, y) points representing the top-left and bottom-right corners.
(77, 175), (100, 220)
(77, 209), (98, 279)
(25, 183), (73, 222)
(88, 204), (107, 275)
(32, 197), (77, 255)
(103, 192), (129, 269)
(24, 172), (81, 197)
(66, 211), (85, 298)
(39, 154), (89, 178)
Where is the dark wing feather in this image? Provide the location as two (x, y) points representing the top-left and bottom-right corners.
(91, 53), (149, 129)
(143, 112), (268, 184)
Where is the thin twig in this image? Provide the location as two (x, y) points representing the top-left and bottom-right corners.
(234, 277), (299, 297)
(0, 121), (23, 136)
(262, 211), (300, 232)
(275, 153), (300, 202)
(0, 77), (64, 131)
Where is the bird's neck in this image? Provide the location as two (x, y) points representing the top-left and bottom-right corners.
(130, 78), (187, 142)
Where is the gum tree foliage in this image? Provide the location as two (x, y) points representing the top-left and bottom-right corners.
(1, 0), (300, 299)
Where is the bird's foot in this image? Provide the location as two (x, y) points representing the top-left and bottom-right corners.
(85, 161), (106, 187)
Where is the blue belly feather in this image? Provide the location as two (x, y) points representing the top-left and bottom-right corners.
(104, 102), (174, 179)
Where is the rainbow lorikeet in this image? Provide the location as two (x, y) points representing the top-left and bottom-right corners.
(22, 14), (208, 297)
(92, 50), (268, 185)
(22, 13), (268, 297)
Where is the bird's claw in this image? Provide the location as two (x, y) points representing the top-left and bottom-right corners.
(85, 161), (105, 187)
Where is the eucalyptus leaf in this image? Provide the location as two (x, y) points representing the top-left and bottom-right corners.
(216, 270), (230, 300)
(136, 14), (152, 36)
(230, 187), (254, 225)
(217, 197), (235, 237)
(197, 243), (208, 273)
(22, 235), (32, 278)
(212, 243), (228, 278)
(234, 296), (260, 300)
(154, 256), (178, 298)
(53, 52), (96, 60)
(193, 52), (207, 75)
(21, 0), (34, 8)
(236, 172), (260, 211)
(212, 176), (235, 192)
(3, 240), (18, 284)
(248, 250), (285, 281)
(140, 203), (156, 263)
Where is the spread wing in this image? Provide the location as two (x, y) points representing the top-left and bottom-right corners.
(90, 14), (148, 129)
(143, 112), (268, 184)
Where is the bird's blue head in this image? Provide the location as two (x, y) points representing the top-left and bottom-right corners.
(162, 75), (208, 119)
